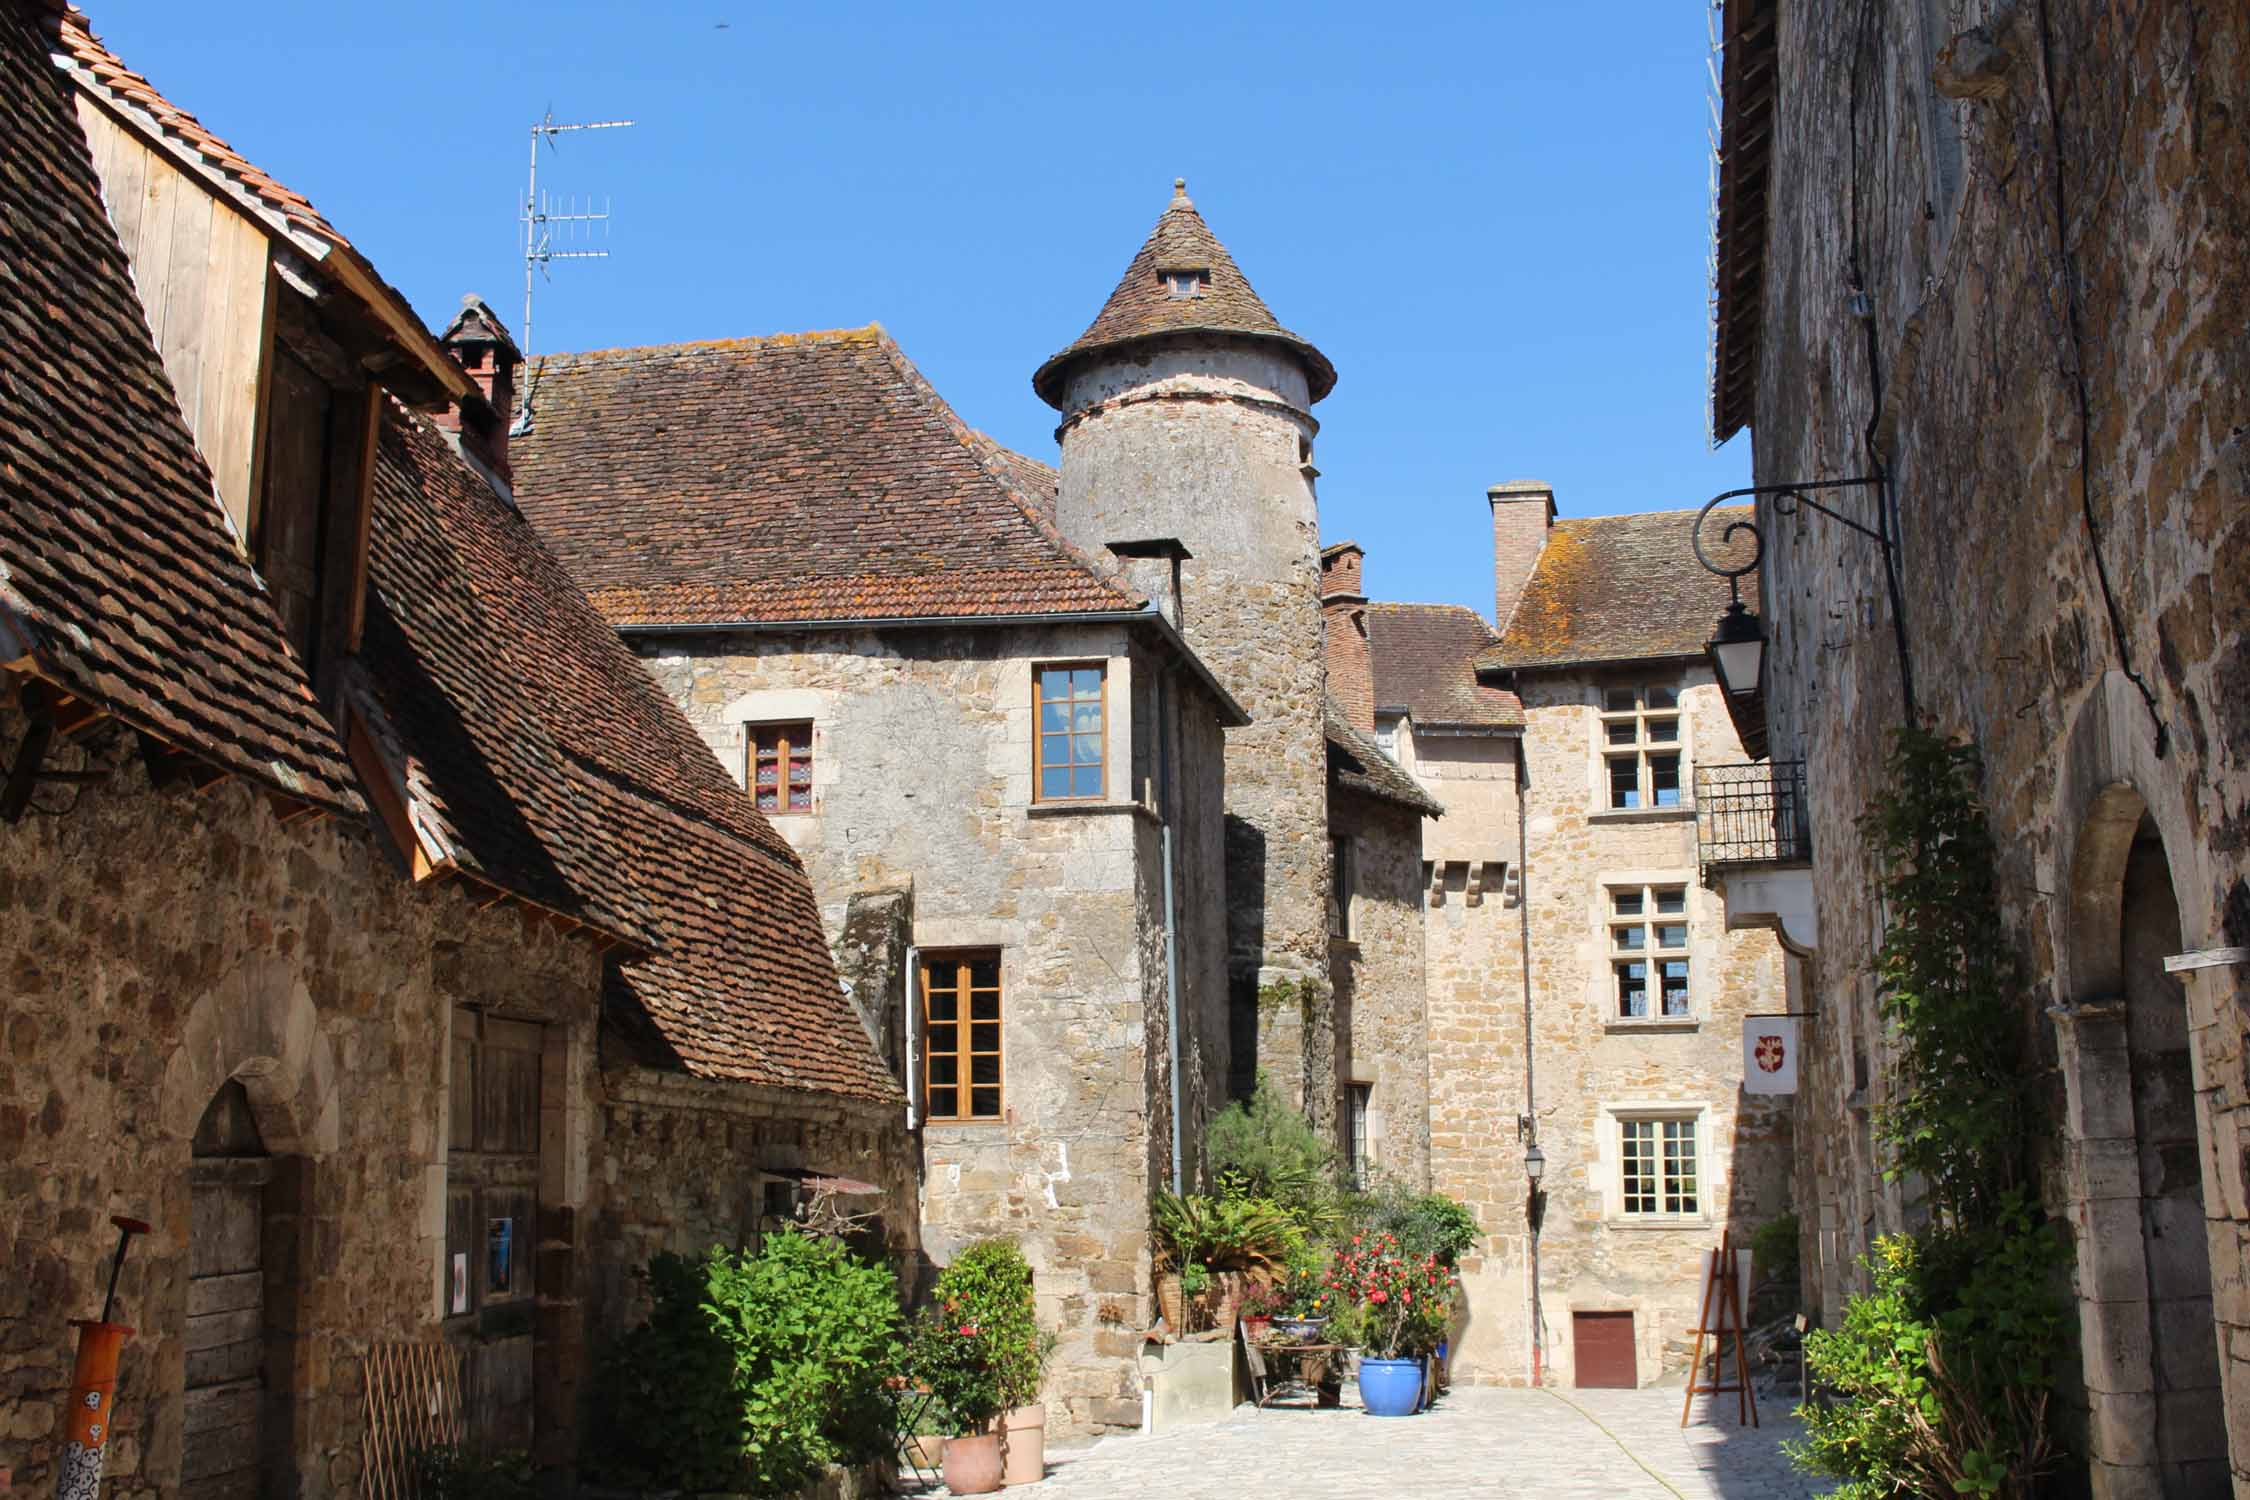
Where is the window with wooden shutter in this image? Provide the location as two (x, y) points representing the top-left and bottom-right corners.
(445, 1011), (543, 1318)
(748, 721), (814, 815)
(920, 952), (1002, 1121)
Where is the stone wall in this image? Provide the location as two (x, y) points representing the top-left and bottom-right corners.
(1330, 788), (1432, 1189)
(1423, 672), (1791, 1387)
(632, 622), (1230, 1434)
(585, 1067), (923, 1335)
(1052, 340), (1337, 1138)
(1741, 1), (2250, 1487)
(0, 702), (603, 1498)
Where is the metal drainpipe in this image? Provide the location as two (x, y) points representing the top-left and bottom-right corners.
(1158, 667), (1185, 1194)
(1517, 740), (1542, 1386)
(904, 945), (920, 1132)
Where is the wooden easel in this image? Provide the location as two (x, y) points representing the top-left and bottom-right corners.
(1681, 1230), (1758, 1427)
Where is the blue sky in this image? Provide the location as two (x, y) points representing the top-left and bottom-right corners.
(84, 1), (1748, 617)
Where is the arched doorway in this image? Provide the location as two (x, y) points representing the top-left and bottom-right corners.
(186, 1079), (271, 1500)
(2064, 788), (2226, 1496)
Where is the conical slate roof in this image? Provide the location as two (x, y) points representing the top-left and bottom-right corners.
(1034, 179), (1336, 408)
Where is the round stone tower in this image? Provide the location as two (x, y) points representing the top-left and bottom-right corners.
(1035, 178), (1340, 1133)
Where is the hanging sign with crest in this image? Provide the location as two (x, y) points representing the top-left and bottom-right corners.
(1742, 1014), (1800, 1095)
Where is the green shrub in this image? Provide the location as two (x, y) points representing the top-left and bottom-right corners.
(584, 1232), (903, 1495)
(1342, 1179), (1479, 1265)
(909, 1239), (1052, 1433)
(1787, 729), (2071, 1499)
(1790, 1211), (2068, 1500)
(1749, 1212), (1801, 1295)
(1207, 1075), (1343, 1235)
(1151, 1191), (1299, 1276)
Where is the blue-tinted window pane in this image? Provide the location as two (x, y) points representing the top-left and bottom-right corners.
(1651, 755), (1681, 806)
(1040, 700), (1069, 732)
(1609, 758), (1640, 809)
(1072, 701), (1102, 733)
(1613, 925), (1644, 951)
(1041, 734), (1069, 767)
(1072, 667), (1102, 697)
(1041, 767), (1070, 800)
(1072, 765), (1103, 798)
(1072, 732), (1103, 767)
(1657, 923), (1688, 949)
(1655, 888), (1686, 914)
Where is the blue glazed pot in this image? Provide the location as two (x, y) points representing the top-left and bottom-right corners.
(1358, 1356), (1424, 1417)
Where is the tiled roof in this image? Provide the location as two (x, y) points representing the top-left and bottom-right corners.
(363, 406), (901, 1100)
(1366, 604), (1525, 730)
(54, 11), (467, 406)
(1033, 180), (1336, 408)
(55, 9), (345, 246)
(1326, 699), (1443, 818)
(511, 327), (1143, 627)
(975, 432), (1059, 515)
(1479, 509), (1757, 672)
(1710, 0), (1779, 444)
(0, 1), (358, 811)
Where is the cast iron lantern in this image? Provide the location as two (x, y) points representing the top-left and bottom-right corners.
(1706, 600), (1766, 698)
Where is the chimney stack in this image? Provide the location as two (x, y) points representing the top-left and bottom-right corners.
(1320, 541), (1374, 732)
(1488, 481), (1556, 632)
(436, 295), (523, 482)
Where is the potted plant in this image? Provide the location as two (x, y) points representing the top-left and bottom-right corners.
(909, 1305), (1006, 1494)
(1239, 1278), (1285, 1339)
(1271, 1254), (1335, 1341)
(1329, 1232), (1458, 1417)
(915, 1239), (1054, 1489)
(1151, 1191), (1298, 1332)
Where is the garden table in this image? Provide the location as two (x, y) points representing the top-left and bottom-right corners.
(1241, 1331), (1350, 1409)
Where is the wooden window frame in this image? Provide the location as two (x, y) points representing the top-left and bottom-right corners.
(1609, 884), (1691, 1020)
(445, 1010), (543, 1319)
(1599, 683), (1685, 810)
(1618, 1113), (1702, 1219)
(1033, 663), (1108, 805)
(748, 720), (815, 816)
(1344, 1082), (1372, 1187)
(919, 950), (1004, 1123)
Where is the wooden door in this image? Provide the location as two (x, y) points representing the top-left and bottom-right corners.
(446, 1013), (544, 1446)
(1573, 1310), (1638, 1389)
(187, 1082), (269, 1499)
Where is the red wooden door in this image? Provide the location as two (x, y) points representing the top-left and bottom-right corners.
(1573, 1310), (1638, 1388)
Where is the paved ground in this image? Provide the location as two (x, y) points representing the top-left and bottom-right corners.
(919, 1385), (1833, 1498)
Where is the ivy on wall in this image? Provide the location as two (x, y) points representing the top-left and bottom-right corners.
(1790, 728), (2071, 1500)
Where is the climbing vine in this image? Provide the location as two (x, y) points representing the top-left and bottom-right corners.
(1790, 727), (2070, 1500)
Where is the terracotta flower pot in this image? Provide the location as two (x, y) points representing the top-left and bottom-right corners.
(942, 1430), (1004, 1495)
(997, 1402), (1045, 1486)
(1157, 1272), (1184, 1330)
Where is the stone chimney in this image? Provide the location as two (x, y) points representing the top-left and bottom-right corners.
(436, 295), (522, 482)
(1488, 481), (1556, 632)
(1106, 538), (1192, 632)
(1321, 541), (1374, 732)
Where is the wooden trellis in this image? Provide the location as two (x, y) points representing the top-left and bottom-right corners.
(362, 1341), (467, 1500)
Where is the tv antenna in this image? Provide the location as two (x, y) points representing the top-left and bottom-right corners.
(518, 111), (633, 424)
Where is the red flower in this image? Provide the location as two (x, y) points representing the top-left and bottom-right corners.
(1370, 1290), (1388, 1305)
(959, 1323), (980, 1337)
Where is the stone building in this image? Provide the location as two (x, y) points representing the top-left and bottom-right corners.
(1708, 0), (2250, 1492)
(510, 326), (1241, 1435)
(1035, 182), (1437, 1171)
(0, 7), (905, 1495)
(1351, 495), (1793, 1388)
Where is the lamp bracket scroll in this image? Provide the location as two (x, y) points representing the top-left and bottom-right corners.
(1692, 476), (1890, 605)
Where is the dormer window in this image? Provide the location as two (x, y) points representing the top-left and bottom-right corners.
(1162, 269), (1208, 300)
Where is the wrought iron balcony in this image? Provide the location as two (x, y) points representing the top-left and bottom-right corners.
(1695, 761), (1811, 879)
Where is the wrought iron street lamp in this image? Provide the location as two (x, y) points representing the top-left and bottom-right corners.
(1691, 476), (1913, 718)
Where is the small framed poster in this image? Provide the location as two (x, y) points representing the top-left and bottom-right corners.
(450, 1252), (469, 1315)
(487, 1217), (514, 1296)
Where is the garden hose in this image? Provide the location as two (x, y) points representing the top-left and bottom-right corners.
(1538, 1387), (1691, 1500)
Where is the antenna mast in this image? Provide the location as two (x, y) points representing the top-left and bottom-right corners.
(520, 111), (633, 423)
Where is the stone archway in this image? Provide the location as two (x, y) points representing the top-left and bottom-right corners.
(163, 957), (335, 1499)
(2059, 784), (2227, 1497)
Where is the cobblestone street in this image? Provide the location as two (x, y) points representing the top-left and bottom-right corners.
(933, 1387), (1831, 1499)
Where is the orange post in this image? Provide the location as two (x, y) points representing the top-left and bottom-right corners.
(55, 1215), (147, 1500)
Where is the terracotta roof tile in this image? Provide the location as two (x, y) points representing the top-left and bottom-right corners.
(364, 406), (900, 1100)
(0, 1), (357, 810)
(56, 7), (348, 249)
(1034, 180), (1335, 407)
(1326, 698), (1443, 817)
(1365, 603), (1524, 730)
(511, 328), (1142, 627)
(1480, 509), (1757, 672)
